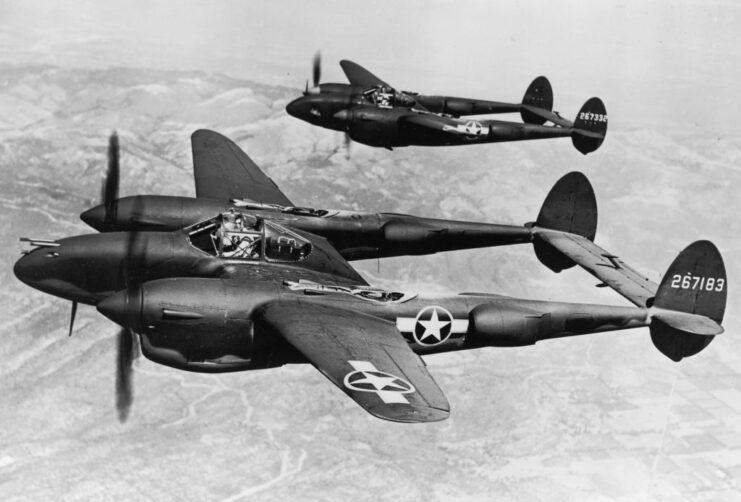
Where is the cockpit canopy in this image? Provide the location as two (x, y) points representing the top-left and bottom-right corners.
(362, 85), (416, 108)
(187, 212), (312, 262)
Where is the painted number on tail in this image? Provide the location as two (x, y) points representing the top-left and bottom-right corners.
(579, 113), (608, 122)
(670, 274), (725, 292)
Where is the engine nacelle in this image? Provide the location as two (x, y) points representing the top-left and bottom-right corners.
(469, 304), (546, 347)
(102, 278), (298, 373)
(345, 107), (403, 147)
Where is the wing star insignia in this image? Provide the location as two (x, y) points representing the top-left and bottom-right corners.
(343, 360), (415, 404)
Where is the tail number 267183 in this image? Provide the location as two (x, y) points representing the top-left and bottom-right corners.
(670, 274), (725, 292)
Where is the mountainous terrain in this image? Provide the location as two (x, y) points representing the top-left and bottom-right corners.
(1, 64), (739, 501)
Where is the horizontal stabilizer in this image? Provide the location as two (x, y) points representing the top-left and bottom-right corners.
(536, 227), (726, 362)
(533, 228), (658, 307)
(520, 105), (573, 128)
(650, 308), (723, 336)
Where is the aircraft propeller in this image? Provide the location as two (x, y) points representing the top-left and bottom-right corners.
(102, 132), (120, 229)
(114, 181), (143, 423)
(312, 51), (321, 88)
(95, 131), (139, 422)
(68, 301), (77, 337)
(304, 51), (323, 95)
(310, 51), (351, 154)
(344, 131), (352, 160)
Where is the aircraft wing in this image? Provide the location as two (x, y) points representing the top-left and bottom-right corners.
(534, 228), (658, 307)
(339, 60), (389, 88)
(289, 227), (369, 286)
(191, 129), (294, 206)
(257, 300), (450, 423)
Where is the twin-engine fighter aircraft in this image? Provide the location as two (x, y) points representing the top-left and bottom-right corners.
(286, 56), (607, 154)
(14, 133), (725, 423)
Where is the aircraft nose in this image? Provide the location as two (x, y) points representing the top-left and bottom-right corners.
(285, 97), (304, 118)
(80, 204), (106, 231)
(13, 250), (43, 287)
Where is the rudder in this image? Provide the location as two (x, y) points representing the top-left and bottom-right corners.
(572, 97), (608, 154)
(520, 76), (553, 125)
(650, 240), (727, 361)
(533, 172), (597, 272)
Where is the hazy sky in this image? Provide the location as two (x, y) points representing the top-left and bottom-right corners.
(1, 0), (740, 134)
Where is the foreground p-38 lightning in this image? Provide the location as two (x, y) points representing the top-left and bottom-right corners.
(286, 56), (607, 154)
(14, 133), (725, 423)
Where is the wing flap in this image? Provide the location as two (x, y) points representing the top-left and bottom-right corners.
(535, 228), (658, 307)
(191, 129), (293, 206)
(257, 300), (450, 423)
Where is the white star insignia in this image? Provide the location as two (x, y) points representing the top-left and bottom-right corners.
(418, 308), (451, 342)
(352, 372), (408, 392)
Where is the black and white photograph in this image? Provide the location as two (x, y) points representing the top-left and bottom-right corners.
(0, 1), (739, 500)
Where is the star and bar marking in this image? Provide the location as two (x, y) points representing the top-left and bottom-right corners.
(343, 361), (415, 404)
(442, 120), (488, 139)
(396, 305), (469, 346)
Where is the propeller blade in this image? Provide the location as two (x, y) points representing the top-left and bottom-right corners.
(103, 132), (120, 228)
(344, 132), (352, 160)
(115, 193), (144, 422)
(68, 300), (77, 337)
(115, 327), (134, 422)
(312, 51), (321, 87)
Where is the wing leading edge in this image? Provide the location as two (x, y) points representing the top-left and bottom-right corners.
(191, 129), (294, 206)
(257, 300), (450, 423)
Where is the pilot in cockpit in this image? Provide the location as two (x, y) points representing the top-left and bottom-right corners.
(375, 85), (394, 107)
(222, 234), (261, 259)
(216, 211), (263, 259)
(223, 209), (238, 230)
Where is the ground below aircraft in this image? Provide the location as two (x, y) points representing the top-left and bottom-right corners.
(286, 56), (607, 154)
